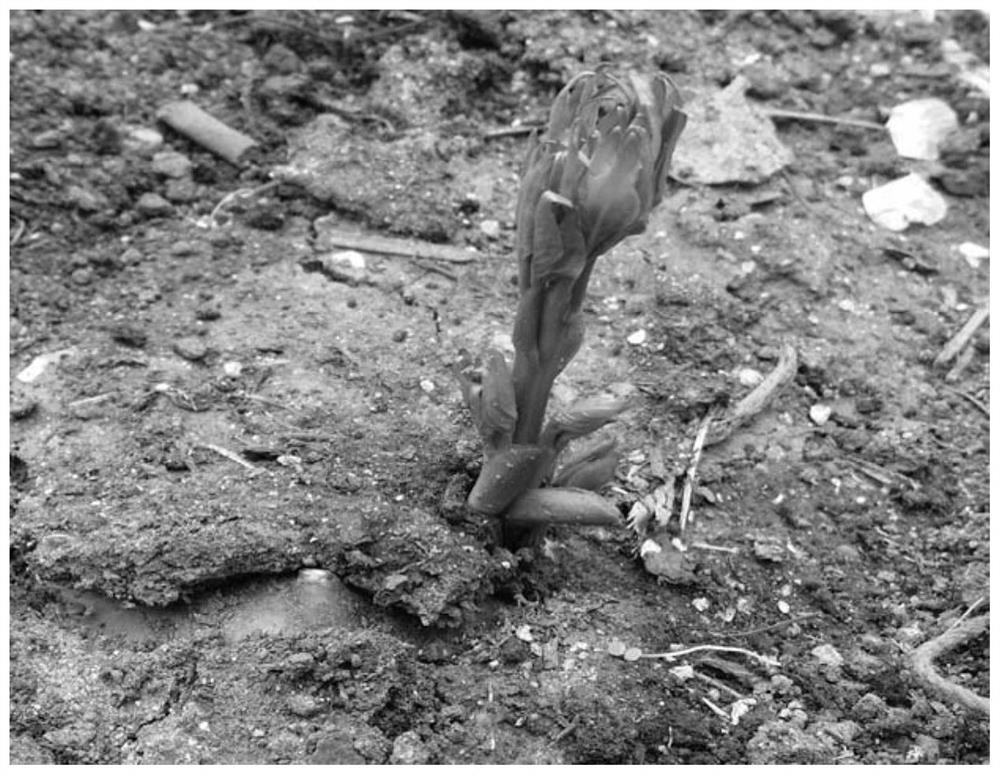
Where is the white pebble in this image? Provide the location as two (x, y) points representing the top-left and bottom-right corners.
(737, 367), (763, 387)
(626, 329), (648, 346)
(809, 404), (832, 425)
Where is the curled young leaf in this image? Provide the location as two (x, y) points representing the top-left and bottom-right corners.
(479, 349), (517, 450)
(467, 445), (555, 516)
(504, 487), (621, 527)
(552, 437), (619, 491)
(540, 395), (631, 450)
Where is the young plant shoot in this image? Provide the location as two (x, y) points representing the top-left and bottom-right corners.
(462, 69), (687, 548)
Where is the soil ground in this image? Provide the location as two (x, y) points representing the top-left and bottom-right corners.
(7, 10), (990, 764)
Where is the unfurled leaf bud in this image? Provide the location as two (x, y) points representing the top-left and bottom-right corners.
(511, 69), (686, 444)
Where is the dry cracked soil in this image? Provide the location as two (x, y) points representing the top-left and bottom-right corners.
(7, 9), (990, 765)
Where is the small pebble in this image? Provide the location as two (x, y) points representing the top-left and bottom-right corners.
(110, 323), (148, 348)
(151, 150), (193, 178)
(626, 329), (648, 346)
(222, 361), (243, 377)
(479, 219), (501, 239)
(136, 192), (173, 217)
(809, 404), (832, 425)
(810, 643), (844, 668)
(869, 62), (892, 78)
(66, 185), (109, 213)
(173, 337), (208, 361)
(70, 267), (94, 285)
(737, 367), (763, 387)
(10, 395), (38, 420)
(319, 250), (367, 284)
(165, 178), (199, 203)
(31, 129), (63, 149)
(120, 247), (144, 265)
(286, 694), (322, 718)
(122, 126), (164, 155)
(169, 240), (199, 257)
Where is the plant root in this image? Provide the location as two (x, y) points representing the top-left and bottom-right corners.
(908, 613), (989, 717)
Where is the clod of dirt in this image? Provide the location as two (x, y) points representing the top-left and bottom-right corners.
(337, 506), (519, 626)
(671, 76), (794, 185)
(277, 115), (464, 242)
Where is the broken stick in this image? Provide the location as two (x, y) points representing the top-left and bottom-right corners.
(157, 100), (259, 166)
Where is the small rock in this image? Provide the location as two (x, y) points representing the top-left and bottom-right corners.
(886, 98), (958, 161)
(392, 329), (408, 343)
(626, 329), (648, 346)
(499, 636), (531, 664)
(286, 693), (322, 718)
(169, 240), (200, 257)
(65, 185), (109, 213)
(311, 735), (365, 765)
(479, 219), (501, 239)
(120, 247), (144, 265)
(747, 720), (835, 765)
(262, 43), (303, 74)
(810, 643), (844, 668)
(906, 733), (940, 763)
(123, 125), (164, 155)
(173, 337), (208, 361)
(222, 361), (243, 377)
(743, 63), (789, 100)
(165, 177), (199, 203)
(151, 150), (193, 178)
(809, 404), (832, 425)
(31, 129), (63, 149)
(136, 192), (173, 217)
(389, 730), (430, 765)
(851, 692), (888, 722)
(319, 250), (367, 285)
(109, 323), (148, 348)
(11, 395), (38, 420)
(843, 647), (886, 679)
(193, 305), (220, 322)
(957, 241), (989, 268)
(869, 62), (892, 78)
(753, 538), (785, 563)
(70, 267), (94, 286)
(862, 173), (947, 231)
(737, 367), (764, 387)
(16, 349), (76, 383)
(243, 206), (284, 231)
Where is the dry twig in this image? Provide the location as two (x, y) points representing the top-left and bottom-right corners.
(317, 229), (476, 264)
(940, 385), (989, 419)
(679, 413), (712, 532)
(909, 614), (989, 716)
(639, 644), (779, 668)
(196, 443), (264, 474)
(209, 181), (280, 225)
(763, 107), (885, 132)
(933, 305), (988, 368)
(707, 343), (798, 446)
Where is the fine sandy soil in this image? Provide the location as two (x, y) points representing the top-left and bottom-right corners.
(7, 10), (989, 764)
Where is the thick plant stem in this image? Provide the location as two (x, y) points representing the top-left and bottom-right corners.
(511, 359), (557, 445)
